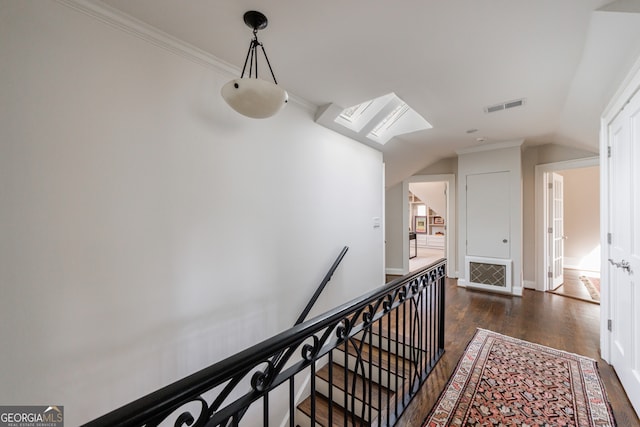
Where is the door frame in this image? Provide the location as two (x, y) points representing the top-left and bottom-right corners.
(600, 54), (640, 364)
(534, 157), (599, 292)
(402, 174), (457, 278)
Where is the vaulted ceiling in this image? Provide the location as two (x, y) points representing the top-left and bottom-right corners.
(100, 0), (640, 186)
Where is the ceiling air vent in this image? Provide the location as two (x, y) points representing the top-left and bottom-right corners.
(484, 98), (526, 113)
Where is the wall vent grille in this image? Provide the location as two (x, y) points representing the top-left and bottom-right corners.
(469, 262), (506, 287)
(465, 256), (512, 294)
(484, 98), (526, 114)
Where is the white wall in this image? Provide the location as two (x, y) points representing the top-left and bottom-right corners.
(559, 167), (600, 270)
(457, 142), (523, 294)
(384, 183), (404, 274)
(0, 2), (384, 425)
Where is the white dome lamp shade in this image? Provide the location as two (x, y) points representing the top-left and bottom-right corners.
(221, 11), (288, 119)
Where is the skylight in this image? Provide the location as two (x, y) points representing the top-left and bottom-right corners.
(368, 103), (410, 139)
(333, 93), (432, 145)
(339, 100), (373, 123)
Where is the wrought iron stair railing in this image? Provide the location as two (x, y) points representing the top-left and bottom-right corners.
(82, 259), (446, 427)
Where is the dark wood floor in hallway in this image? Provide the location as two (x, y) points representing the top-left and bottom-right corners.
(390, 277), (639, 427)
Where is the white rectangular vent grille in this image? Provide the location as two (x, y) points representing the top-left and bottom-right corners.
(470, 262), (506, 287)
(484, 98), (526, 114)
(465, 256), (512, 294)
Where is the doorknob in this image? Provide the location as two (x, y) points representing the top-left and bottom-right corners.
(621, 260), (632, 274)
(609, 258), (633, 275)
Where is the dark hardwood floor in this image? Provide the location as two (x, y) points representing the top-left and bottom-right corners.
(390, 277), (639, 427)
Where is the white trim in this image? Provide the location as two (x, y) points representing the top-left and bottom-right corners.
(403, 174), (457, 277)
(465, 256), (512, 294)
(563, 257), (583, 270)
(523, 280), (536, 290)
(56, 0), (315, 112)
(381, 163), (386, 283)
(385, 268), (407, 276)
(534, 157), (599, 292)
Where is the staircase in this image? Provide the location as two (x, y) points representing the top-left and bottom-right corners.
(296, 313), (424, 427)
(82, 259), (446, 427)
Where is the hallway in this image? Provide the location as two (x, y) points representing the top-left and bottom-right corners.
(393, 278), (638, 426)
(409, 247), (445, 272)
(550, 268), (600, 304)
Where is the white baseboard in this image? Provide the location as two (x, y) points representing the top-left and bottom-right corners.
(512, 286), (523, 296)
(523, 280), (536, 290)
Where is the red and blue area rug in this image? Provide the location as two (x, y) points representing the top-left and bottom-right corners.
(423, 329), (616, 426)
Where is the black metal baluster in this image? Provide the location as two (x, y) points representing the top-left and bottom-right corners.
(438, 272), (445, 353)
(367, 321), (373, 425)
(386, 303), (392, 426)
(344, 339), (348, 427)
(310, 361), (316, 427)
(264, 393), (269, 427)
(328, 352), (334, 426)
(431, 276), (436, 367)
(289, 377), (295, 427)
(395, 303), (400, 419)
(377, 317), (382, 427)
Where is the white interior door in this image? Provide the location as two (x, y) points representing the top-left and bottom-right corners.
(608, 89), (640, 416)
(466, 172), (510, 259)
(549, 172), (564, 290)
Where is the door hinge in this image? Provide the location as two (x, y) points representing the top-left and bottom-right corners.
(608, 319), (612, 331)
(608, 146), (612, 158)
(607, 233), (612, 244)
(548, 227), (553, 234)
(548, 182), (553, 190)
(548, 271), (553, 278)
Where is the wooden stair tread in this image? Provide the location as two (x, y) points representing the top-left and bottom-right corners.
(316, 363), (393, 410)
(297, 394), (369, 427)
(338, 340), (412, 377)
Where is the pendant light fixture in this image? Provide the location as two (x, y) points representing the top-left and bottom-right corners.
(221, 11), (288, 119)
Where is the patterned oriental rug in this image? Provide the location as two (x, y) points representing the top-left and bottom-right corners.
(423, 329), (616, 427)
(579, 275), (601, 302)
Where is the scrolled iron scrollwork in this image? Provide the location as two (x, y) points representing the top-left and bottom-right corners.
(250, 360), (276, 392)
(399, 285), (407, 301)
(362, 304), (376, 325)
(411, 279), (420, 294)
(335, 318), (351, 341)
(301, 335), (320, 361)
(383, 294), (394, 312)
(148, 397), (209, 427)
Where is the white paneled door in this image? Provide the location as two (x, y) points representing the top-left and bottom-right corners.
(608, 87), (640, 416)
(549, 173), (564, 290)
(466, 172), (510, 259)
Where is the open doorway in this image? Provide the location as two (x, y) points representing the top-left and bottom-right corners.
(403, 174), (456, 276)
(408, 182), (446, 271)
(535, 157), (600, 303)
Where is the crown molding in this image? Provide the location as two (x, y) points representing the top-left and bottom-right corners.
(55, 0), (315, 112)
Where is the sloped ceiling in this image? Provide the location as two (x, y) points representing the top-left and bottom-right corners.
(98, 0), (640, 187)
(410, 182), (446, 218)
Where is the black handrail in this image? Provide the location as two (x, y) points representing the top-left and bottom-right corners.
(294, 245), (349, 326)
(83, 258), (446, 427)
